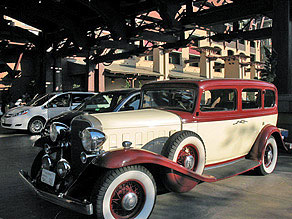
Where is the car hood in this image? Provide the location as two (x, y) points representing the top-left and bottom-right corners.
(91, 109), (182, 130)
(47, 110), (84, 126)
(6, 106), (33, 115)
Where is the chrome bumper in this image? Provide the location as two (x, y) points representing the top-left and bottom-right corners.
(19, 170), (93, 215)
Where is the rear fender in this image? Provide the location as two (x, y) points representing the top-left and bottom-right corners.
(248, 125), (284, 162)
(93, 149), (216, 183)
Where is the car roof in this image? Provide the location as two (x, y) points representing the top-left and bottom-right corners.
(142, 79), (276, 90)
(100, 88), (140, 95)
(49, 91), (97, 95)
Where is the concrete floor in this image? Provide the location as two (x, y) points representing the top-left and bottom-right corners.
(0, 126), (292, 219)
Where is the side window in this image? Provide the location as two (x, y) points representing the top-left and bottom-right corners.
(72, 94), (91, 106)
(242, 89), (261, 109)
(200, 89), (237, 112)
(264, 90), (275, 108)
(50, 94), (70, 107)
(120, 94), (141, 111)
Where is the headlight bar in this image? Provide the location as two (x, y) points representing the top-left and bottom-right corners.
(81, 128), (106, 152)
(49, 122), (70, 142)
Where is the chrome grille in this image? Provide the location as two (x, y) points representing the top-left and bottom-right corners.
(70, 119), (91, 176)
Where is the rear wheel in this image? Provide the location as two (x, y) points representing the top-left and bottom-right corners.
(91, 165), (156, 219)
(256, 136), (278, 175)
(28, 117), (45, 134)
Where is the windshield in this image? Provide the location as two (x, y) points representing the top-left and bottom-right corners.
(76, 92), (128, 113)
(28, 94), (55, 107)
(141, 88), (197, 112)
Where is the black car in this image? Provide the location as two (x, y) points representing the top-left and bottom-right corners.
(35, 89), (140, 146)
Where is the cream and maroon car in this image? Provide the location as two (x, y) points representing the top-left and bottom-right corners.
(20, 79), (285, 219)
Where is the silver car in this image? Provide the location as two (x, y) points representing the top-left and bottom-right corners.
(1, 91), (95, 134)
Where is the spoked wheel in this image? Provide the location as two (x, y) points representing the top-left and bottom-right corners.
(256, 136), (278, 175)
(110, 180), (146, 218)
(161, 131), (205, 193)
(92, 165), (156, 219)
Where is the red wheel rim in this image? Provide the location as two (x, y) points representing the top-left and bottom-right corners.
(177, 144), (199, 171)
(110, 180), (146, 218)
(264, 144), (273, 168)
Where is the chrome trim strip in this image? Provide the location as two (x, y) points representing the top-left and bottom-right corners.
(19, 170), (93, 215)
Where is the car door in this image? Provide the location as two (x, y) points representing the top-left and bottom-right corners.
(196, 88), (242, 164)
(47, 93), (71, 119)
(237, 88), (276, 155)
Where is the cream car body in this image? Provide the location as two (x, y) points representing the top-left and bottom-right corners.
(20, 79), (283, 219)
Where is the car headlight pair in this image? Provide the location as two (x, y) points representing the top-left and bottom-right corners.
(81, 128), (106, 152)
(13, 110), (29, 117)
(49, 122), (70, 142)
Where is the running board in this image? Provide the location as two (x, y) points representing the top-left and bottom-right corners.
(203, 158), (260, 181)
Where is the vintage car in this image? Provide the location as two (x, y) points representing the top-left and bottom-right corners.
(20, 79), (284, 219)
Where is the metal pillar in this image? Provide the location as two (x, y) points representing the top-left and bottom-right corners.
(272, 0), (292, 95)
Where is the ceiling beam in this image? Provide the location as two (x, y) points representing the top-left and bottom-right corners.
(181, 0), (273, 28)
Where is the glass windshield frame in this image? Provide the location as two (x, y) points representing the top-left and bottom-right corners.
(75, 92), (130, 113)
(28, 93), (55, 107)
(140, 84), (198, 113)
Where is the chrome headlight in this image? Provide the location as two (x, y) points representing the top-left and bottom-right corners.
(81, 128), (106, 152)
(49, 122), (69, 142)
(42, 154), (52, 169)
(56, 159), (71, 178)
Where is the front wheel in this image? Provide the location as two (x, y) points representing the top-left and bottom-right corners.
(256, 136), (278, 175)
(28, 117), (45, 134)
(161, 131), (206, 193)
(91, 165), (156, 219)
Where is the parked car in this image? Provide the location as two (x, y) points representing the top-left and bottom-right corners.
(20, 79), (284, 219)
(1, 91), (95, 134)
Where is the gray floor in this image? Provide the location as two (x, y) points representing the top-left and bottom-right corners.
(0, 126), (292, 219)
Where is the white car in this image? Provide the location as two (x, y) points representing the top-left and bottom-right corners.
(1, 91), (95, 134)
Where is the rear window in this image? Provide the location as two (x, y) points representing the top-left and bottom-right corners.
(264, 90), (275, 108)
(242, 89), (261, 109)
(200, 89), (237, 112)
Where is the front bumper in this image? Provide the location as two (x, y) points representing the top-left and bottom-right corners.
(19, 170), (93, 215)
(1, 116), (28, 130)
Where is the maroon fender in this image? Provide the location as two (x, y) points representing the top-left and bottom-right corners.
(249, 125), (284, 162)
(93, 148), (216, 183)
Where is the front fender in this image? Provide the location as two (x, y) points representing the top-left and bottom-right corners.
(248, 125), (284, 161)
(33, 136), (49, 148)
(93, 149), (216, 183)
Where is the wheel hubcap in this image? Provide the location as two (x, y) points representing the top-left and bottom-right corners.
(121, 192), (138, 211)
(177, 144), (198, 171)
(184, 155), (195, 170)
(32, 120), (43, 132)
(264, 144), (273, 167)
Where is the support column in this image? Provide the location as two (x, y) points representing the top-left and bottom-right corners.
(273, 0), (292, 111)
(153, 48), (165, 80)
(273, 0), (292, 94)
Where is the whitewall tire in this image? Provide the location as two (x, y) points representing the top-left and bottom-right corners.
(92, 165), (156, 219)
(257, 136), (278, 175)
